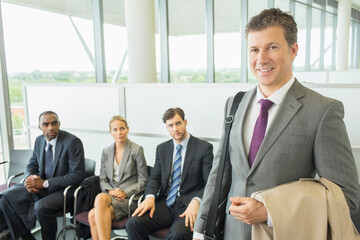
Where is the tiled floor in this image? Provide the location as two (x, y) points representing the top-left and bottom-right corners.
(32, 218), (127, 240)
(30, 216), (161, 240)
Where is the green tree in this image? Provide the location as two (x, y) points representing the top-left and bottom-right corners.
(12, 113), (24, 131)
(9, 82), (23, 103)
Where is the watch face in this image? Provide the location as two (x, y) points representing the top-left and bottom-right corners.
(43, 181), (49, 188)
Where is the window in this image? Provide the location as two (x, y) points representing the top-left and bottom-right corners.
(214, 0), (241, 83)
(168, 0), (206, 83)
(275, 0), (290, 11)
(0, 122), (3, 183)
(349, 9), (360, 69)
(103, 1), (129, 83)
(248, 0), (268, 19)
(1, 2), (94, 148)
(154, 1), (162, 82)
(324, 12), (336, 70)
(310, 7), (322, 70)
(293, 2), (307, 71)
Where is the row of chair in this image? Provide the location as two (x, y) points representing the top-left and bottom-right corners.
(0, 150), (168, 239)
(56, 158), (97, 239)
(71, 166), (170, 240)
(0, 150), (32, 192)
(1, 150), (360, 239)
(0, 150), (97, 239)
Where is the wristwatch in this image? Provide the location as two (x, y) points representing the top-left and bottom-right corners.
(43, 180), (49, 188)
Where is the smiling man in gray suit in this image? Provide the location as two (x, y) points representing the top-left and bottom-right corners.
(194, 8), (359, 240)
(126, 107), (213, 240)
(0, 111), (85, 240)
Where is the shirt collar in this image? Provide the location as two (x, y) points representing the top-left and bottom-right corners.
(256, 76), (295, 106)
(45, 135), (58, 149)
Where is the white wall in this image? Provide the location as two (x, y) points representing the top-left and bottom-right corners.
(24, 81), (360, 180)
(293, 70), (360, 83)
(25, 83), (252, 172)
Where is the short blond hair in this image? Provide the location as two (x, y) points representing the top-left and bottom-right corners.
(109, 115), (128, 131)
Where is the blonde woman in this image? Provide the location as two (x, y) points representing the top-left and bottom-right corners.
(88, 116), (148, 240)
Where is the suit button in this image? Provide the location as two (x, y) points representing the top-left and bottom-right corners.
(247, 181), (255, 187)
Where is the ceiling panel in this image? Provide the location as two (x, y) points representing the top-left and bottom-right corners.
(1, 0), (359, 36)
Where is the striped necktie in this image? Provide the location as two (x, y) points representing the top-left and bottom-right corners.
(166, 144), (183, 207)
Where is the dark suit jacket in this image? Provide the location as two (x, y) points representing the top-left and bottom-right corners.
(1, 130), (85, 230)
(26, 130), (85, 193)
(145, 135), (213, 206)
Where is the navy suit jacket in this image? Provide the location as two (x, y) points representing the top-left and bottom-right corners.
(26, 130), (85, 193)
(0, 130), (85, 230)
(145, 135), (213, 206)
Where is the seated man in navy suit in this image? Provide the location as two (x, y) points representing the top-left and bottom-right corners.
(126, 107), (214, 240)
(0, 111), (85, 240)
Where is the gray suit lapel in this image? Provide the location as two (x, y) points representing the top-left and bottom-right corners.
(108, 143), (115, 181)
(180, 135), (196, 186)
(118, 140), (131, 182)
(232, 89), (256, 173)
(250, 80), (304, 173)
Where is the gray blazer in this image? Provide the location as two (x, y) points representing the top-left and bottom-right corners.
(99, 139), (148, 198)
(194, 80), (360, 240)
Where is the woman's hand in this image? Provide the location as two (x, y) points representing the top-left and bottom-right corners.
(109, 188), (127, 201)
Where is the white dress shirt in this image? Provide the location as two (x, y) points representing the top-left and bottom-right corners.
(113, 155), (121, 182)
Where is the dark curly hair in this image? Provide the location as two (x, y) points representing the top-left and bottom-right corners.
(162, 108), (185, 123)
(245, 8), (297, 47)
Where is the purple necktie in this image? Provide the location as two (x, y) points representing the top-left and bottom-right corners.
(248, 99), (274, 167)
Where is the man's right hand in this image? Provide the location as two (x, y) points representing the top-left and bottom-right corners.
(132, 196), (155, 218)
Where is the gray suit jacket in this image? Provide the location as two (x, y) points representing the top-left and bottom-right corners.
(194, 80), (360, 240)
(99, 139), (148, 198)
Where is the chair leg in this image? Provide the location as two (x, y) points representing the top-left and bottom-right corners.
(56, 185), (77, 240)
(56, 224), (77, 240)
(31, 226), (41, 235)
(111, 229), (128, 240)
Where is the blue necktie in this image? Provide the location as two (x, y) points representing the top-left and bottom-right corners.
(166, 145), (183, 207)
(45, 143), (53, 179)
